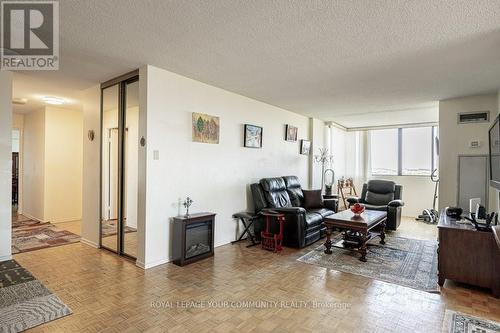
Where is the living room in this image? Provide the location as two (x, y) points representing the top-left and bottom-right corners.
(0, 1), (499, 332)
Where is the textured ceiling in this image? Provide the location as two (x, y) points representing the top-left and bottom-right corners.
(12, 0), (500, 125)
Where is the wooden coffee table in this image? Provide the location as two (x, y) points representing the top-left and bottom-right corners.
(322, 210), (387, 262)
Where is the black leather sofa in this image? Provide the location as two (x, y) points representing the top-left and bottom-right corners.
(346, 179), (404, 230)
(251, 176), (338, 248)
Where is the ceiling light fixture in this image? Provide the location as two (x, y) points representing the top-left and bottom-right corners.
(12, 98), (28, 105)
(41, 96), (65, 105)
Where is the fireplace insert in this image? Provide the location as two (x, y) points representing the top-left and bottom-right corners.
(173, 213), (215, 266)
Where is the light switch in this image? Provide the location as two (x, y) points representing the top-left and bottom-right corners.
(153, 150), (160, 160)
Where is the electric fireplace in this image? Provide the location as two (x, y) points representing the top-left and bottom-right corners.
(173, 213), (215, 266)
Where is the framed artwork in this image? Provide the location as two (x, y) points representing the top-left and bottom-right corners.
(300, 140), (311, 155)
(285, 124), (298, 142)
(192, 112), (220, 144)
(244, 124), (263, 148)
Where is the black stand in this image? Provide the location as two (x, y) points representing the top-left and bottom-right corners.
(232, 212), (260, 247)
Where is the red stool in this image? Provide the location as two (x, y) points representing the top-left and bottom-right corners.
(260, 210), (285, 252)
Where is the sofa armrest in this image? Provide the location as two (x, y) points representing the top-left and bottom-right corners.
(264, 207), (306, 214)
(262, 207), (306, 248)
(388, 200), (404, 208)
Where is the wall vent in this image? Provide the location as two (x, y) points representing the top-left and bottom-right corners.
(458, 111), (490, 124)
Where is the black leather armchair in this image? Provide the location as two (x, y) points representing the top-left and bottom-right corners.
(250, 176), (338, 248)
(346, 179), (404, 230)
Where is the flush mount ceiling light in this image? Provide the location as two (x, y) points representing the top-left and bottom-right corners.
(41, 96), (65, 105)
(12, 98), (28, 105)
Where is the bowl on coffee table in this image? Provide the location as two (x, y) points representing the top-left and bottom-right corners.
(350, 203), (365, 216)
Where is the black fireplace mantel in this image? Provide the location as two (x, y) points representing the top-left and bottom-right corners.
(172, 212), (216, 266)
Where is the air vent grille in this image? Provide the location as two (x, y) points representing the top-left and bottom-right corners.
(458, 111), (490, 124)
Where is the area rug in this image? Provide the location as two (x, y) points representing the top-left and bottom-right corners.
(0, 260), (72, 332)
(12, 221), (80, 254)
(442, 310), (500, 332)
(297, 234), (439, 292)
(101, 219), (137, 237)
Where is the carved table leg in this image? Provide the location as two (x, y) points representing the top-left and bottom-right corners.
(359, 231), (368, 262)
(324, 227), (332, 254)
(380, 219), (386, 245)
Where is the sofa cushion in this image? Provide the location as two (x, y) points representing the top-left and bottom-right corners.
(284, 176), (304, 206)
(250, 183), (268, 212)
(303, 190), (324, 209)
(305, 212), (323, 227)
(367, 180), (396, 193)
(260, 177), (292, 208)
(308, 208), (335, 218)
(365, 191), (394, 206)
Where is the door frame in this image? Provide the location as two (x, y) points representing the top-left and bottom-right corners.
(456, 154), (489, 212)
(99, 70), (139, 260)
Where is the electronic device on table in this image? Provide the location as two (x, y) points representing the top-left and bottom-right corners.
(462, 204), (498, 232)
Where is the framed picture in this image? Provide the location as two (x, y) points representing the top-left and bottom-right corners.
(244, 124), (263, 148)
(300, 140), (311, 155)
(285, 124), (298, 142)
(192, 112), (220, 144)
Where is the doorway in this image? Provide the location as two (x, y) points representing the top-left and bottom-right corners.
(100, 71), (139, 259)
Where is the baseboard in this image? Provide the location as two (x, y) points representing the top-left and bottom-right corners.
(21, 213), (47, 223)
(51, 217), (82, 224)
(136, 257), (170, 270)
(0, 254), (12, 262)
(80, 238), (99, 248)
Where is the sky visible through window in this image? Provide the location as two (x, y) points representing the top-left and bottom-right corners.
(370, 126), (436, 176)
(371, 129), (398, 175)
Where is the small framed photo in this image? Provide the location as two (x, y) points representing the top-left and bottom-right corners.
(285, 124), (298, 142)
(300, 140), (311, 155)
(244, 124), (263, 148)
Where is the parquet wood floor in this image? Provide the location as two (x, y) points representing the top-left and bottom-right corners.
(12, 218), (500, 333)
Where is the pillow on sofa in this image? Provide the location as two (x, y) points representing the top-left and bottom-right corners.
(302, 190), (323, 209)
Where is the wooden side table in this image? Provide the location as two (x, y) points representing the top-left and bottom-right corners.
(260, 210), (285, 252)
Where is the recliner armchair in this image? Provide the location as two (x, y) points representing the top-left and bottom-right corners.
(346, 179), (404, 230)
(251, 176), (338, 248)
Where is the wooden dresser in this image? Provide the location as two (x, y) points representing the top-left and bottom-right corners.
(438, 212), (500, 297)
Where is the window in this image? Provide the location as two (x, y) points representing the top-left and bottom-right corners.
(370, 126), (437, 176)
(402, 127), (432, 175)
(370, 129), (398, 175)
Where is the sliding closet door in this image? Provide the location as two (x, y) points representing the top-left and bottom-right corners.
(100, 70), (139, 259)
(101, 84), (120, 252)
(122, 79), (139, 258)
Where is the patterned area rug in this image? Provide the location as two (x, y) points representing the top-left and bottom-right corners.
(0, 260), (72, 332)
(442, 310), (500, 332)
(12, 220), (80, 254)
(101, 219), (137, 237)
(297, 234), (439, 292)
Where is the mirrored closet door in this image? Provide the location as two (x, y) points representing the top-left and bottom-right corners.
(100, 71), (139, 259)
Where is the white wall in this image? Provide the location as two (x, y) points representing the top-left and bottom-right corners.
(81, 85), (101, 247)
(140, 65), (315, 268)
(439, 94), (498, 211)
(0, 72), (13, 261)
(21, 106), (83, 223)
(22, 109), (46, 221)
(44, 107), (83, 223)
(309, 118), (327, 189)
